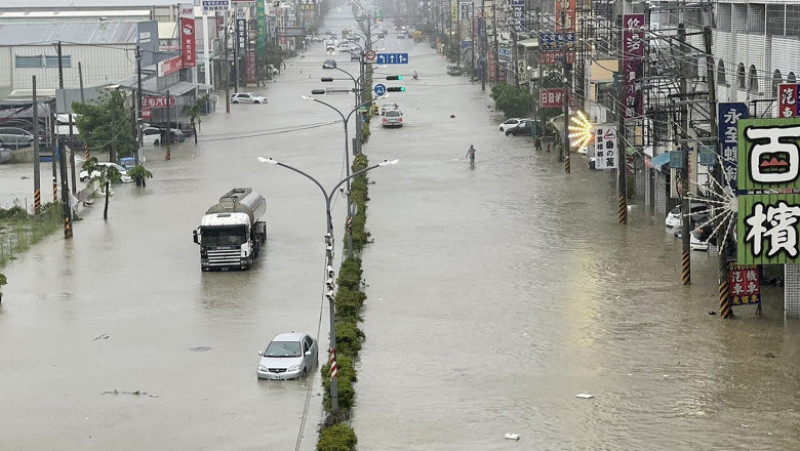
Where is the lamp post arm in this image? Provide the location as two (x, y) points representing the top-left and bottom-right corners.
(311, 98), (346, 123)
(272, 161), (332, 228)
(329, 162), (388, 195)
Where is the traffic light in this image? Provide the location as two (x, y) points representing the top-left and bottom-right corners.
(386, 75), (403, 80)
(387, 87), (405, 92)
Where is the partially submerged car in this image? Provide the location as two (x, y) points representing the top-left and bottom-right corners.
(257, 332), (318, 380)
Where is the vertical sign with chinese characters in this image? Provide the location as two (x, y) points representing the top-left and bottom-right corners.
(451, 0), (458, 25)
(594, 125), (618, 169)
(622, 14), (645, 120)
(236, 10), (247, 52)
(738, 194), (800, 264)
(510, 0), (525, 32)
(728, 265), (762, 306)
(718, 103), (748, 191)
(778, 83), (798, 118)
(257, 0), (267, 55)
(180, 3), (196, 67)
(554, 0), (575, 32)
(737, 117), (800, 264)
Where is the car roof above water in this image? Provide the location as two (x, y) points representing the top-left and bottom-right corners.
(271, 332), (305, 342)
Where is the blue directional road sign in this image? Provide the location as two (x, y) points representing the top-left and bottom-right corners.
(374, 83), (386, 96)
(376, 53), (409, 64)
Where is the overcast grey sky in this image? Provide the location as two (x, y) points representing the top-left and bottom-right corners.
(0, 0), (183, 7)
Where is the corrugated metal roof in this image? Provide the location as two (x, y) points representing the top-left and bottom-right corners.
(0, 21), (138, 46)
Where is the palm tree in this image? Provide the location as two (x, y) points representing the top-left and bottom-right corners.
(183, 94), (209, 145)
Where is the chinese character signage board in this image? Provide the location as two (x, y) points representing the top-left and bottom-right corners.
(718, 102), (748, 191)
(509, 0), (524, 32)
(180, 3), (196, 68)
(451, 0), (457, 25)
(738, 194), (800, 264)
(737, 117), (800, 191)
(554, 0), (575, 32)
(538, 32), (575, 65)
(594, 125), (618, 169)
(622, 14), (645, 119)
(540, 88), (564, 108)
(143, 96), (175, 108)
(728, 265), (762, 306)
(778, 83), (798, 118)
(236, 12), (247, 52)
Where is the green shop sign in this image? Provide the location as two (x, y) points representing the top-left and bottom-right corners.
(737, 117), (800, 191)
(738, 193), (800, 264)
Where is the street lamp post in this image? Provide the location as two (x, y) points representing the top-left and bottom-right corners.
(256, 156), (398, 413)
(302, 95), (378, 258)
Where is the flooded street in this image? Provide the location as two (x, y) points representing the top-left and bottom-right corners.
(1, 6), (800, 450)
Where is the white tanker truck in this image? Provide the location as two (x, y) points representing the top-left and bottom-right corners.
(192, 188), (267, 271)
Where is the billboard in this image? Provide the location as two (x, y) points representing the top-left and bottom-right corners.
(180, 3), (196, 67)
(622, 14), (645, 119)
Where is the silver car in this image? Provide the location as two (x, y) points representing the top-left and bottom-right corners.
(231, 92), (268, 104)
(0, 126), (34, 149)
(257, 332), (318, 380)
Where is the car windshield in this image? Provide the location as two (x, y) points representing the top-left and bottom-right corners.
(264, 340), (302, 357)
(201, 225), (248, 246)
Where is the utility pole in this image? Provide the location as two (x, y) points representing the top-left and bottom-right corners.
(561, 8), (570, 173)
(136, 46), (143, 158)
(50, 98), (57, 204)
(32, 76), (41, 215)
(57, 41), (77, 195)
(492, 1), (499, 82)
(165, 89), (172, 161)
(512, 30), (519, 89)
(704, 25), (732, 317)
(234, 7), (240, 93)
(481, 0), (486, 91)
(618, 82), (628, 224)
(470, 2), (475, 82)
(224, 12), (231, 113)
(678, 23), (691, 285)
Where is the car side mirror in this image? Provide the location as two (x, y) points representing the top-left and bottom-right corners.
(258, 351), (263, 356)
(193, 229), (199, 244)
(305, 350), (312, 356)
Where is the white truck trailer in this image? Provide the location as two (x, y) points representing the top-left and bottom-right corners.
(193, 188), (267, 271)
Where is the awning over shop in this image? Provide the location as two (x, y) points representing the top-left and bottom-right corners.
(648, 152), (671, 172)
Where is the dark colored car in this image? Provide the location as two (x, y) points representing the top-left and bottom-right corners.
(151, 121), (194, 137)
(447, 65), (463, 76)
(506, 120), (534, 136)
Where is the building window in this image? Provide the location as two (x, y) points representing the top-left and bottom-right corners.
(773, 70), (782, 96)
(717, 60), (727, 86)
(767, 5), (785, 35)
(749, 65), (759, 93)
(14, 54), (71, 68)
(737, 63), (746, 89)
(718, 4), (731, 32)
(747, 4), (766, 34)
(789, 6), (800, 37)
(45, 55), (71, 68)
(15, 55), (43, 68)
(789, 72), (797, 83)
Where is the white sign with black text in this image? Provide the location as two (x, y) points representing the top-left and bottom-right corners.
(594, 125), (618, 170)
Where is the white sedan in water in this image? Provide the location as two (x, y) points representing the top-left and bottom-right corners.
(499, 117), (532, 132)
(79, 162), (133, 183)
(257, 332), (318, 380)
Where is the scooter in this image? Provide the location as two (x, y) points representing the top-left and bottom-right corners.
(412, 72), (418, 80)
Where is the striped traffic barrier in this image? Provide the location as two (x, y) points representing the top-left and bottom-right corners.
(681, 251), (691, 285)
(34, 189), (41, 215)
(330, 348), (337, 380)
(719, 280), (733, 319)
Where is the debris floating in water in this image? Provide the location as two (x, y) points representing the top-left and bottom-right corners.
(504, 433), (520, 441)
(575, 393), (594, 399)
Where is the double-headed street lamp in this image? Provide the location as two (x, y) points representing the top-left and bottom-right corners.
(302, 94), (382, 257)
(256, 156), (398, 413)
